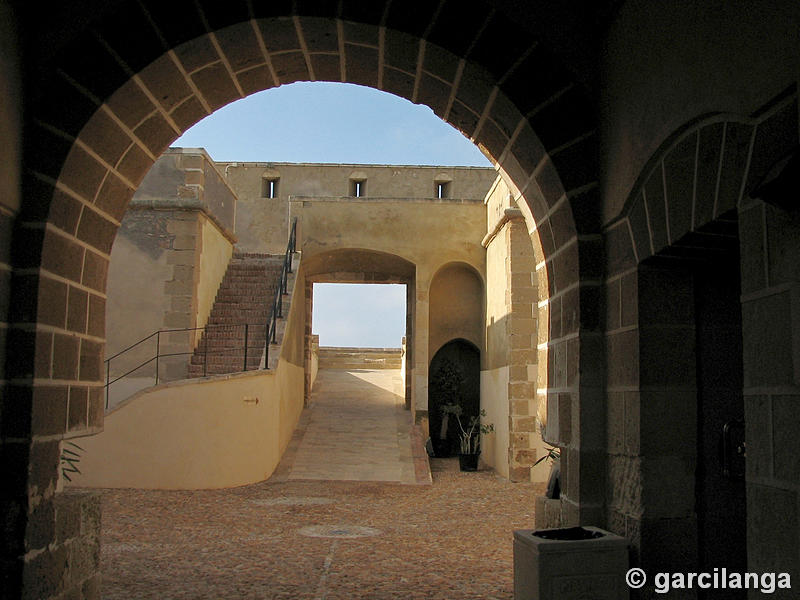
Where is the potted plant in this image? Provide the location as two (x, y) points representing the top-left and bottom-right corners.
(446, 405), (494, 471)
(534, 446), (561, 499)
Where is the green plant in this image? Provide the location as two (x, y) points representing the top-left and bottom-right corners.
(533, 446), (561, 466)
(60, 442), (83, 482)
(449, 406), (494, 454)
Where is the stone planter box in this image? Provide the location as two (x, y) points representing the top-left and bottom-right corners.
(513, 526), (628, 600)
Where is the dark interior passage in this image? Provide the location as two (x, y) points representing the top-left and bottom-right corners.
(694, 251), (747, 597)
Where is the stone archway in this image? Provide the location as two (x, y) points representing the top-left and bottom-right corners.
(300, 248), (416, 409)
(4, 3), (601, 597)
(602, 90), (800, 585)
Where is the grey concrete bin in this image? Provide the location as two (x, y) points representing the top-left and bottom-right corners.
(513, 526), (629, 600)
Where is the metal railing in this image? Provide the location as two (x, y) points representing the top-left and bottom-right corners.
(104, 217), (298, 409)
(265, 217), (297, 367)
(104, 323), (266, 409)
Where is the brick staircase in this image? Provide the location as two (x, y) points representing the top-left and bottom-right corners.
(187, 253), (284, 378)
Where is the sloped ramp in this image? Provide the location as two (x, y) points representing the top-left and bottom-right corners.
(273, 367), (431, 485)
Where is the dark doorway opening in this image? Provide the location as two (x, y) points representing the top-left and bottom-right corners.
(428, 339), (480, 457)
(694, 249), (747, 593)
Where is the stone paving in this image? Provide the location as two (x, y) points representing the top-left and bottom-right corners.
(97, 367), (544, 598)
(283, 369), (419, 484)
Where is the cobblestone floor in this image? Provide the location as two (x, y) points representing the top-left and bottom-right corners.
(100, 460), (543, 599)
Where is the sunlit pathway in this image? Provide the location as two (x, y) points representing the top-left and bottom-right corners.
(282, 368), (422, 484)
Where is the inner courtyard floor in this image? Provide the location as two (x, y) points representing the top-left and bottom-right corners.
(97, 366), (543, 597)
(100, 459), (542, 598)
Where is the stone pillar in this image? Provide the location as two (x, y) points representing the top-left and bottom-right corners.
(483, 200), (544, 482)
(506, 212), (541, 481)
(413, 271), (430, 433)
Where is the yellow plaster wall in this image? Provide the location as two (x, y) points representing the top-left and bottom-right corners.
(66, 359), (303, 489)
(71, 257), (307, 490)
(280, 264), (306, 367)
(480, 366), (510, 478)
(485, 228), (510, 370)
(481, 179), (512, 476)
(291, 199), (486, 271)
(195, 214), (234, 337)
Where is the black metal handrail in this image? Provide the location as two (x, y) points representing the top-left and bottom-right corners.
(104, 322), (266, 408)
(103, 217), (299, 409)
(265, 217), (298, 367)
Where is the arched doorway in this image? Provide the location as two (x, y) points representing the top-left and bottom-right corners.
(428, 339), (481, 457)
(4, 4), (596, 596)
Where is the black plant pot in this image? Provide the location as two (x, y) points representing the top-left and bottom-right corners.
(458, 453), (480, 471)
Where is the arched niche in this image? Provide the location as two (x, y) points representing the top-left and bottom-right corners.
(428, 339), (481, 457)
(428, 262), (484, 361)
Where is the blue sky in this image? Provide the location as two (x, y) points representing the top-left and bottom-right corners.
(174, 81), (491, 166)
(174, 82), (488, 346)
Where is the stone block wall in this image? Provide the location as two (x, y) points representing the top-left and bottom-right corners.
(22, 490), (101, 600)
(105, 150), (237, 400)
(482, 177), (546, 482)
(739, 197), (800, 582)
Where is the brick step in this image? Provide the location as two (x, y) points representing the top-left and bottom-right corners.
(230, 261), (283, 268)
(218, 279), (274, 287)
(216, 285), (275, 292)
(189, 344), (266, 358)
(215, 285), (275, 294)
(210, 298), (273, 307)
(227, 263), (282, 270)
(187, 251), (286, 379)
(209, 304), (271, 312)
(215, 288), (276, 296)
(226, 266), (273, 272)
(196, 331), (267, 341)
(206, 305), (269, 324)
(187, 366), (262, 377)
(191, 365), (263, 373)
(209, 304), (270, 311)
(228, 261), (278, 267)
(208, 305), (270, 313)
(219, 282), (273, 290)
(223, 269), (276, 275)
(207, 310), (269, 318)
(195, 336), (267, 346)
(206, 317), (269, 325)
(222, 269), (275, 276)
(197, 326), (267, 336)
(190, 352), (263, 363)
(195, 336), (267, 353)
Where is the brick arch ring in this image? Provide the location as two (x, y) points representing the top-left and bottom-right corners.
(9, 4), (606, 543)
(604, 89), (799, 271)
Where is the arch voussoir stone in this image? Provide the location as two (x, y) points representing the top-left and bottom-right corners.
(138, 54), (198, 113)
(214, 22), (268, 74)
(345, 45), (380, 87)
(191, 62), (243, 111)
